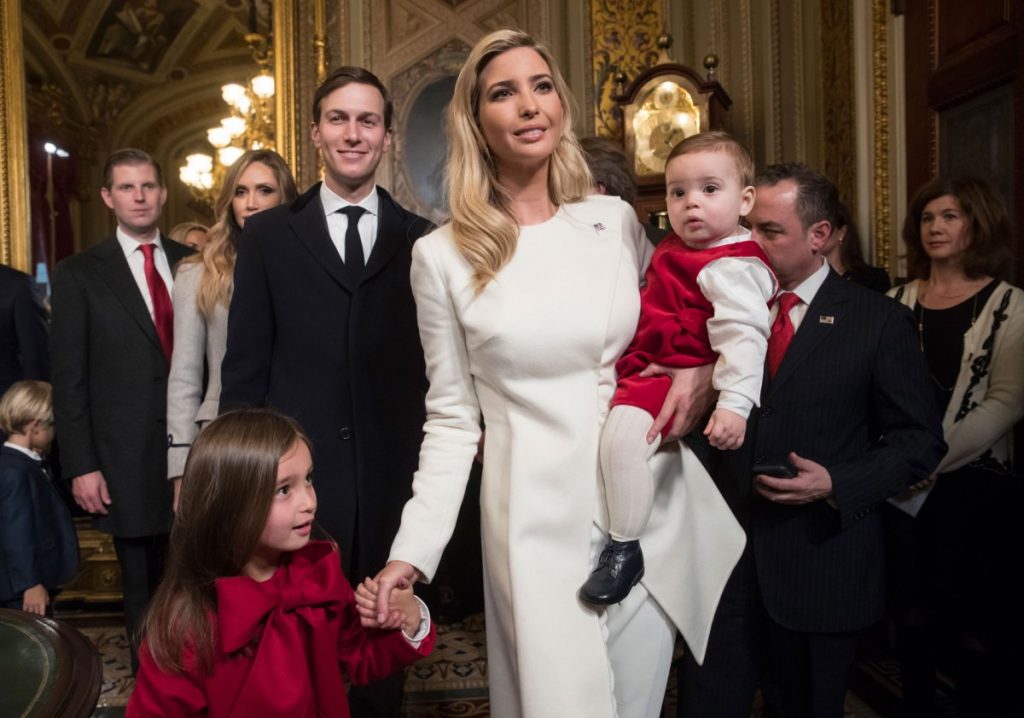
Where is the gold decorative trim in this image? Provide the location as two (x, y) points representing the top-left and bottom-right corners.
(820, 0), (856, 210)
(314, 0), (328, 85)
(770, 0), (783, 160)
(0, 0), (31, 271)
(791, 0), (804, 158)
(871, 0), (890, 270)
(740, 0), (754, 142)
(274, 0), (301, 186)
(590, 0), (664, 139)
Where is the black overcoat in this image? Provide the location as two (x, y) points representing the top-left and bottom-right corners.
(221, 185), (432, 579)
(50, 236), (193, 537)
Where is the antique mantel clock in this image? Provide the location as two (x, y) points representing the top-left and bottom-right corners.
(614, 38), (731, 227)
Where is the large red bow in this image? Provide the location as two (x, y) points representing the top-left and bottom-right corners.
(216, 542), (346, 654)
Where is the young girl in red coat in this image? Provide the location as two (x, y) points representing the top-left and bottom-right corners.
(580, 132), (778, 604)
(127, 409), (435, 717)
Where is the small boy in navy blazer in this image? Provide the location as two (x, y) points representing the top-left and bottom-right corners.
(0, 380), (78, 614)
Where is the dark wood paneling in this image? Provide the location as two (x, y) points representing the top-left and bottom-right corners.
(904, 0), (1022, 278)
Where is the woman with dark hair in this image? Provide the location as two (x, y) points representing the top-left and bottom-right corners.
(888, 175), (1022, 716)
(819, 201), (890, 292)
(166, 150), (297, 508)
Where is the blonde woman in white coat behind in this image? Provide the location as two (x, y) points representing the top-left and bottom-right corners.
(166, 150), (296, 508)
(363, 30), (745, 717)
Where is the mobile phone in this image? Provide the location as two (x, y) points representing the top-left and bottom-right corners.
(752, 462), (795, 479)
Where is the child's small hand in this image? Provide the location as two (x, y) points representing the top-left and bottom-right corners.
(389, 578), (423, 637)
(704, 408), (747, 450)
(23, 583), (49, 615)
(355, 577), (408, 630)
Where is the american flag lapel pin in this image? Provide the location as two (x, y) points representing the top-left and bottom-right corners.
(819, 315), (834, 324)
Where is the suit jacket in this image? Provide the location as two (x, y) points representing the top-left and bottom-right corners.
(0, 264), (49, 397)
(708, 269), (945, 633)
(0, 447), (79, 601)
(220, 184), (432, 578)
(50, 236), (193, 537)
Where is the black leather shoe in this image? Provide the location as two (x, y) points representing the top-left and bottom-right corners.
(579, 539), (644, 605)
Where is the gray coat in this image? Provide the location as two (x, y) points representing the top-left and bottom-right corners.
(166, 260), (228, 477)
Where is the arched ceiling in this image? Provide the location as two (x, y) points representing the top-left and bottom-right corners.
(22, 0), (267, 187)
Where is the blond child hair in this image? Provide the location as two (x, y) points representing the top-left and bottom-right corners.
(0, 380), (53, 435)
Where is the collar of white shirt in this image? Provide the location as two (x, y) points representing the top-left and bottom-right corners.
(320, 183), (379, 218)
(3, 441), (42, 461)
(788, 258), (831, 307)
(115, 227), (163, 258)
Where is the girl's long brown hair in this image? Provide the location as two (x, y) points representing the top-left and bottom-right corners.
(141, 409), (309, 673)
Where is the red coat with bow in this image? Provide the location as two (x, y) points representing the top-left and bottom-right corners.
(128, 542), (435, 717)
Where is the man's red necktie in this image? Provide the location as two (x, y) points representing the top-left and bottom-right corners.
(139, 243), (173, 363)
(766, 291), (801, 377)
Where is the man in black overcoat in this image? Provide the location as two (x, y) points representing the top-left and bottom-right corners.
(0, 263), (49, 399)
(678, 164), (945, 718)
(220, 67), (431, 717)
(50, 149), (192, 670)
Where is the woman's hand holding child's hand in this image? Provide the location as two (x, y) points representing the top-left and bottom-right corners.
(704, 408), (746, 450)
(355, 577), (421, 637)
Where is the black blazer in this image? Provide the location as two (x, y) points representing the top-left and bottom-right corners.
(221, 185), (433, 578)
(50, 236), (193, 537)
(0, 264), (49, 398)
(708, 270), (945, 633)
(0, 447), (79, 601)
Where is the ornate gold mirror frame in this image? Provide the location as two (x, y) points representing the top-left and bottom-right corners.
(0, 0), (304, 271)
(0, 0), (30, 271)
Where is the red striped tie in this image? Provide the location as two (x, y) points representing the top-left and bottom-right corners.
(766, 292), (801, 377)
(140, 243), (173, 363)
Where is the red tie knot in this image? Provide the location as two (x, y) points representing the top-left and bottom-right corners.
(776, 291), (801, 314)
(139, 242), (156, 259)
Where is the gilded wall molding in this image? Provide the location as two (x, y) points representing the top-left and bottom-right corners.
(820, 0), (856, 211)
(871, 0), (890, 270)
(770, 0), (783, 159)
(590, 0), (664, 139)
(275, 0), (301, 185)
(0, 0), (31, 271)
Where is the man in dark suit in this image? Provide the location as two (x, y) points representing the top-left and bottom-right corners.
(678, 164), (945, 717)
(0, 263), (49, 399)
(220, 67), (431, 717)
(50, 149), (192, 670)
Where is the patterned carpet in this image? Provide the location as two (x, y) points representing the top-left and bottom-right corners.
(79, 613), (896, 717)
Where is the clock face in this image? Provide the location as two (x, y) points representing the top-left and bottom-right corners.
(630, 80), (701, 176)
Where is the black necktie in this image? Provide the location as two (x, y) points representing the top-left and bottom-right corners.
(339, 206), (366, 280)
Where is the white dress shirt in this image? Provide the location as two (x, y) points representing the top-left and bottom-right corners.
(320, 183), (380, 263)
(115, 228), (174, 320)
(3, 441), (42, 461)
(693, 229), (779, 418)
(770, 258), (831, 332)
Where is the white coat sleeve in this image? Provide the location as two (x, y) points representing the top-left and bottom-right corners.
(166, 264), (207, 478)
(696, 257), (777, 418)
(938, 295), (1024, 472)
(387, 238), (482, 582)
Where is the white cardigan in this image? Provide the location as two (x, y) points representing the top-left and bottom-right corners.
(889, 279), (1024, 474)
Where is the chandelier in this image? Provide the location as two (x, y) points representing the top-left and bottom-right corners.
(179, 33), (275, 215)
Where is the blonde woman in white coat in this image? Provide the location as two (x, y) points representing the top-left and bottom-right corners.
(364, 31), (745, 718)
(166, 150), (296, 507)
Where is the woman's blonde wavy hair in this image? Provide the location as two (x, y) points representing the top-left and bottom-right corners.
(184, 149), (297, 318)
(447, 30), (593, 292)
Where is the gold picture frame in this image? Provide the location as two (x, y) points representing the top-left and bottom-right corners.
(0, 0), (31, 271)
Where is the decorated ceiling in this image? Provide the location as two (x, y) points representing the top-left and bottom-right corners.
(23, 0), (267, 181)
